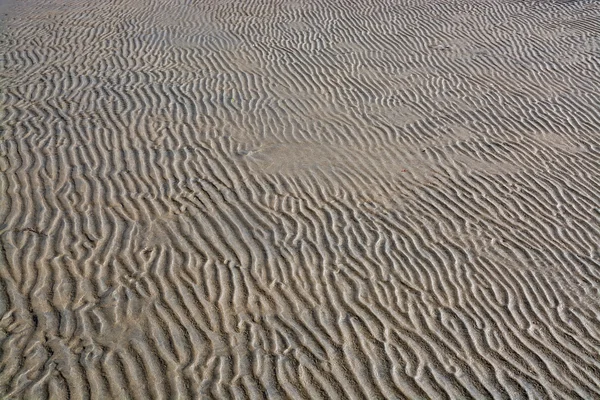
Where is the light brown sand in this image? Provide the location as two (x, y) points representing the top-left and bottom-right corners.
(1, 0), (600, 398)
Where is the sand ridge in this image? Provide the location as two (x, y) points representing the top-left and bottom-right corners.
(1, 0), (600, 398)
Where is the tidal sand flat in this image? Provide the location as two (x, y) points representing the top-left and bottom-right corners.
(1, 0), (600, 398)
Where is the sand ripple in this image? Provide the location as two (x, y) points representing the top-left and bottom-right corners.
(1, 0), (600, 398)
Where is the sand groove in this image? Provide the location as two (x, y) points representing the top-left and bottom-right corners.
(1, 0), (600, 398)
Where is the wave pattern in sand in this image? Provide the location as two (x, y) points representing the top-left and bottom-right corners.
(1, 0), (600, 398)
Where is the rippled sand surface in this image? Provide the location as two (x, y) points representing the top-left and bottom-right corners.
(2, 0), (600, 398)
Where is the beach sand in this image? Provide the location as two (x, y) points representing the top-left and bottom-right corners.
(1, 0), (600, 398)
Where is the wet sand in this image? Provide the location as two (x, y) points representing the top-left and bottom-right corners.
(1, 0), (600, 398)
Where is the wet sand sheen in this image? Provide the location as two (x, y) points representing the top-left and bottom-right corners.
(1, 0), (600, 398)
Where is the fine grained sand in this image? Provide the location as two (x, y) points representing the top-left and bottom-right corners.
(1, 0), (600, 398)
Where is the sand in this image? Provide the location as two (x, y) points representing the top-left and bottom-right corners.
(1, 0), (600, 398)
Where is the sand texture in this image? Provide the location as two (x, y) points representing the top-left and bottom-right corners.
(1, 0), (600, 398)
